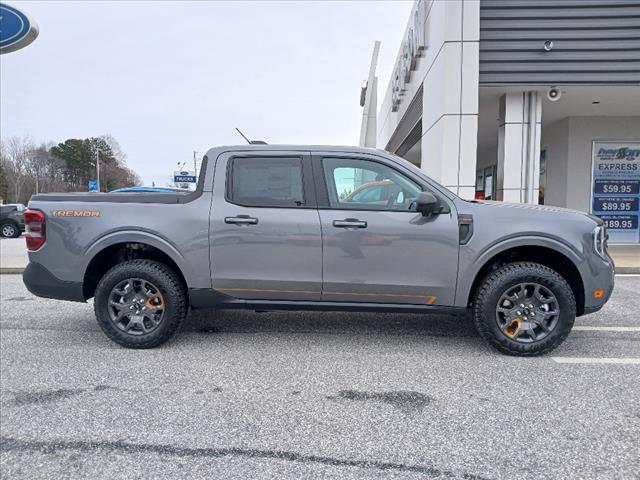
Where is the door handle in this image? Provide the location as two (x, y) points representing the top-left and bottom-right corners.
(332, 219), (367, 228)
(225, 215), (258, 225)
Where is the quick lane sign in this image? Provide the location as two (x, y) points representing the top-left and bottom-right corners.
(591, 141), (640, 244)
(0, 3), (39, 54)
(391, 0), (428, 112)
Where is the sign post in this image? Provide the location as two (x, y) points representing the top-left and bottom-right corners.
(591, 141), (640, 244)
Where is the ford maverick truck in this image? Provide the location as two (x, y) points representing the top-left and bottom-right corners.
(23, 145), (614, 355)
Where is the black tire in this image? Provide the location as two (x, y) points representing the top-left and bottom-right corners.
(1, 222), (20, 238)
(94, 260), (187, 348)
(473, 262), (576, 356)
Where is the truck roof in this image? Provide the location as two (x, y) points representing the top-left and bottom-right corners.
(204, 144), (387, 156)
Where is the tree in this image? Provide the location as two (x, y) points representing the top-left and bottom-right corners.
(0, 161), (10, 203)
(50, 136), (140, 192)
(50, 138), (94, 191)
(25, 143), (65, 195)
(0, 134), (141, 202)
(89, 136), (140, 191)
(0, 136), (34, 203)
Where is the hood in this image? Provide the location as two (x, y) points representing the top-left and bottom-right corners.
(466, 200), (602, 225)
(474, 200), (584, 215)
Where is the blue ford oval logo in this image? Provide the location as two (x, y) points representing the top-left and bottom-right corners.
(0, 3), (39, 54)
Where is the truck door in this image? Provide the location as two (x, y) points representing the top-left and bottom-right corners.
(209, 151), (322, 301)
(316, 154), (459, 306)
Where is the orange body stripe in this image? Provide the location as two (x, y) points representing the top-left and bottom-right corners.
(218, 288), (437, 304)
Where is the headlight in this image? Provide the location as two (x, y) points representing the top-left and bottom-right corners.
(593, 225), (608, 259)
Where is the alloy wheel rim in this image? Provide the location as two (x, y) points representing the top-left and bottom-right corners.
(2, 225), (15, 236)
(495, 282), (559, 343)
(107, 278), (165, 335)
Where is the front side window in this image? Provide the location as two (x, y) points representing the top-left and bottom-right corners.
(229, 157), (304, 207)
(323, 157), (421, 211)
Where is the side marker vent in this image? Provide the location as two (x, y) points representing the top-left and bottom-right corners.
(458, 214), (473, 245)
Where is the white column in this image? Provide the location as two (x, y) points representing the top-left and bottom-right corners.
(420, 0), (479, 199)
(496, 92), (542, 203)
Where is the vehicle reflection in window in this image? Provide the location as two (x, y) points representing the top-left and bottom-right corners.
(324, 158), (421, 211)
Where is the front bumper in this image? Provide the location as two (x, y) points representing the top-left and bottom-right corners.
(23, 262), (85, 302)
(580, 252), (615, 316)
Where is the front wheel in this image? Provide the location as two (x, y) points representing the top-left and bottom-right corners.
(473, 262), (576, 356)
(94, 260), (187, 348)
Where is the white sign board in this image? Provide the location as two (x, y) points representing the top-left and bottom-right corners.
(173, 170), (196, 184)
(591, 141), (640, 244)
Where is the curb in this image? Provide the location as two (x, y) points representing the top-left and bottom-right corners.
(615, 267), (640, 274)
(1, 268), (24, 274)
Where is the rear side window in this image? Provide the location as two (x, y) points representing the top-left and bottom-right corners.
(228, 157), (305, 207)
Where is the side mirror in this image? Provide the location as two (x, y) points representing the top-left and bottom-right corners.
(415, 191), (440, 216)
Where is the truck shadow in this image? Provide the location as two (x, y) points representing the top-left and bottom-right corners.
(187, 309), (479, 338)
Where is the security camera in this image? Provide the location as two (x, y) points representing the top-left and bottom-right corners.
(547, 87), (562, 102)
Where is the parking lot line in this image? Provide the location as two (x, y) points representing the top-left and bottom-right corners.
(551, 357), (640, 365)
(573, 326), (640, 332)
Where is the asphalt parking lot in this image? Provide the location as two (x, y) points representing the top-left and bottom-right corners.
(1, 274), (639, 480)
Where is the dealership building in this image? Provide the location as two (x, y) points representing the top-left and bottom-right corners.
(370, 0), (640, 244)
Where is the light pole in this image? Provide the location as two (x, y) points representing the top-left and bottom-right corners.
(96, 147), (101, 192)
(193, 150), (197, 175)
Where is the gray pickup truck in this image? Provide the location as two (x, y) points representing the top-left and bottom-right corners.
(23, 145), (614, 355)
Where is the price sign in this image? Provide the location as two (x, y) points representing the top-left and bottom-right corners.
(591, 142), (640, 243)
(600, 215), (639, 231)
(593, 179), (640, 195)
(593, 197), (639, 212)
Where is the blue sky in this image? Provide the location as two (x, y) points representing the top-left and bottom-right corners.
(1, 0), (413, 186)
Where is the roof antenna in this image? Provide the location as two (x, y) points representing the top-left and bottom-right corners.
(235, 127), (268, 145)
(235, 127), (251, 144)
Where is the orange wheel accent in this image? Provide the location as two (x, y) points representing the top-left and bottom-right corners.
(503, 318), (522, 338)
(145, 296), (164, 308)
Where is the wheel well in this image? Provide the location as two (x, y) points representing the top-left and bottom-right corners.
(82, 242), (187, 300)
(467, 246), (586, 316)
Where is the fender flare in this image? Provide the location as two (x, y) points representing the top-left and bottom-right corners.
(81, 229), (191, 284)
(455, 234), (585, 307)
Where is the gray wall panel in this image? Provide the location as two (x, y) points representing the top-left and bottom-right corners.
(479, 0), (640, 85)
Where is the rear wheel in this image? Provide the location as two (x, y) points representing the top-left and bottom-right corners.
(94, 260), (187, 348)
(1, 222), (20, 238)
(473, 262), (576, 356)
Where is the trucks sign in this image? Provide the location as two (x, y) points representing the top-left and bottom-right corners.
(591, 141), (640, 244)
(173, 171), (196, 184)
